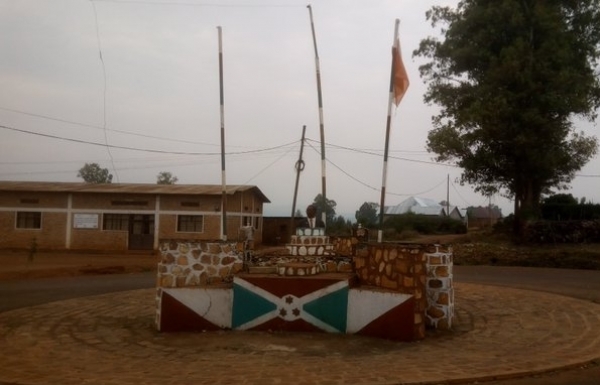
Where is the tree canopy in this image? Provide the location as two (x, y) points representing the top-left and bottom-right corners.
(156, 171), (178, 185)
(355, 202), (379, 228)
(311, 193), (337, 225)
(77, 163), (113, 184)
(413, 0), (600, 234)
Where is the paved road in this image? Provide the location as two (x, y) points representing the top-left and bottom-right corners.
(455, 266), (600, 385)
(455, 265), (600, 303)
(0, 273), (155, 313)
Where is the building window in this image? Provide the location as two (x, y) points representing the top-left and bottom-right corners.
(103, 214), (129, 231)
(242, 216), (253, 227)
(16, 212), (41, 229)
(254, 217), (261, 230)
(177, 215), (203, 233)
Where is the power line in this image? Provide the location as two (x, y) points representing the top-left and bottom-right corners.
(0, 124), (298, 156)
(0, 106), (221, 147)
(91, 0), (119, 182)
(306, 138), (458, 168)
(305, 140), (450, 198)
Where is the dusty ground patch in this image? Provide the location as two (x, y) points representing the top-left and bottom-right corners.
(0, 250), (159, 280)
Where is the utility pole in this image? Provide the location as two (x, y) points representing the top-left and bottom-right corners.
(290, 125), (307, 238)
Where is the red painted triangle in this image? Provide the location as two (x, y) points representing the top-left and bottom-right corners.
(357, 297), (416, 341)
(160, 291), (222, 332)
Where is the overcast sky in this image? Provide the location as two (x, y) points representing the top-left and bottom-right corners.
(1, 0), (598, 219)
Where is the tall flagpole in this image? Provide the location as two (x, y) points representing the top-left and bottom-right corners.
(217, 26), (227, 241)
(307, 4), (327, 227)
(378, 19), (400, 243)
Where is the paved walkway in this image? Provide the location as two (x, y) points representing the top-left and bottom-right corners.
(1, 283), (600, 385)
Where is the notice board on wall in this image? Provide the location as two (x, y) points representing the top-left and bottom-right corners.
(73, 213), (99, 229)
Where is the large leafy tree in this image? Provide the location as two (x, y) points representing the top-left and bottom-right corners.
(414, 0), (600, 235)
(77, 163), (113, 184)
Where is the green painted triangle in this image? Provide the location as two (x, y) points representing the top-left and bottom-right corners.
(232, 283), (277, 328)
(303, 286), (348, 332)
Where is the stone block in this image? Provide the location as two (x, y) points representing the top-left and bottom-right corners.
(338, 261), (352, 272)
(232, 262), (244, 273)
(428, 255), (442, 265)
(427, 306), (445, 319)
(395, 259), (409, 274)
(380, 275), (398, 290)
(163, 254), (175, 264)
(178, 244), (189, 254)
(437, 317), (451, 330)
(436, 265), (451, 277)
(375, 249), (383, 263)
(437, 291), (450, 305)
(176, 276), (187, 287)
(192, 263), (203, 271)
(177, 256), (188, 265)
(219, 266), (231, 278)
(221, 256), (237, 266)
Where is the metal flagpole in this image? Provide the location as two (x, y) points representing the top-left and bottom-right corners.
(217, 26), (227, 241)
(290, 125), (307, 237)
(378, 19), (400, 243)
(307, 4), (327, 227)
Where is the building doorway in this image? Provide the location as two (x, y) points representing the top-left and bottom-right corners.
(128, 214), (154, 250)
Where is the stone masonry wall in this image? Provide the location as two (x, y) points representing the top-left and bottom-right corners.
(157, 241), (244, 288)
(425, 245), (454, 329)
(352, 242), (454, 332)
(158, 238), (454, 332)
(353, 243), (428, 337)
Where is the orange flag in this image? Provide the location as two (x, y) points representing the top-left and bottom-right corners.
(392, 38), (409, 106)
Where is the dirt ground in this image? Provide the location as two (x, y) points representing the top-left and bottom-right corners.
(0, 249), (160, 280)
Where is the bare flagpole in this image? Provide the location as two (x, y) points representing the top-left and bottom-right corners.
(378, 19), (402, 243)
(217, 26), (228, 241)
(307, 4), (327, 227)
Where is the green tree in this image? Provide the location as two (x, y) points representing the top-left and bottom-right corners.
(311, 194), (337, 225)
(327, 215), (353, 236)
(414, 1), (600, 236)
(543, 193), (578, 206)
(77, 163), (113, 184)
(355, 202), (379, 228)
(156, 171), (178, 185)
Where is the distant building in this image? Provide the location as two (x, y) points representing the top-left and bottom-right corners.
(384, 196), (467, 224)
(0, 181), (269, 251)
(468, 206), (502, 228)
(385, 197), (445, 217)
